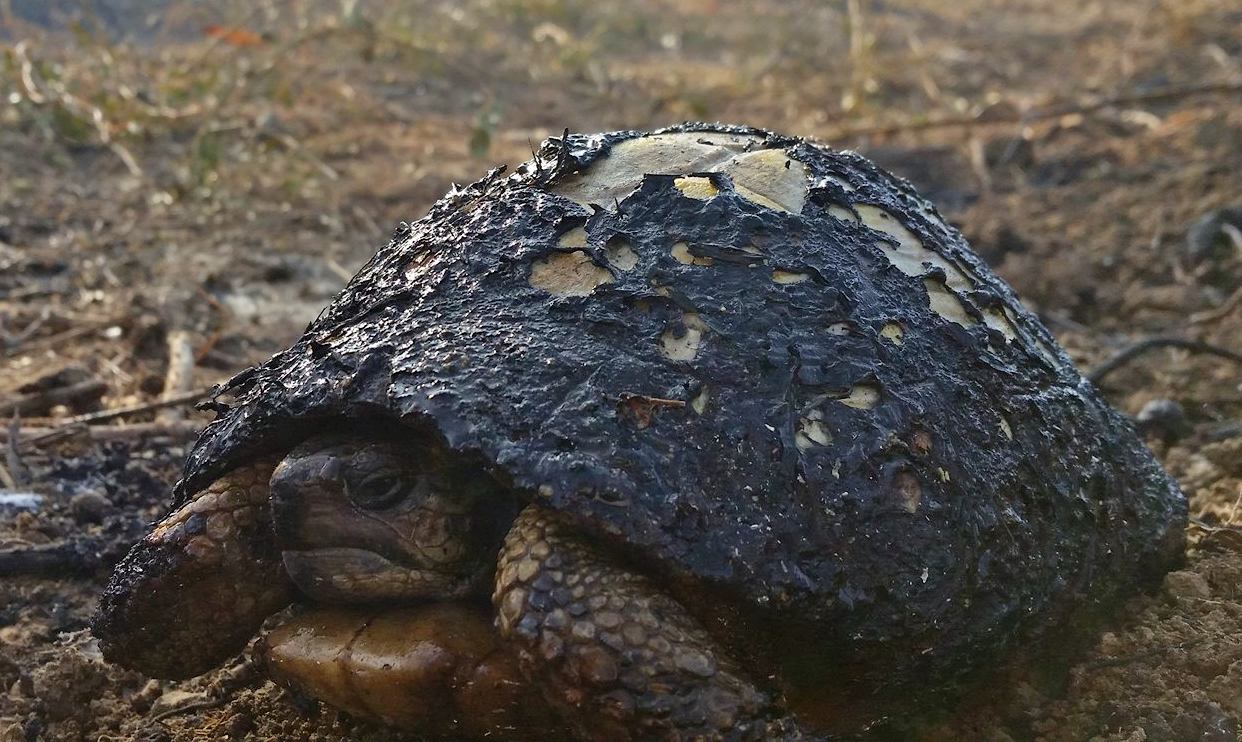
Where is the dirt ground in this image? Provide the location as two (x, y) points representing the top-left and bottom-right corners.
(1, 1), (1241, 739)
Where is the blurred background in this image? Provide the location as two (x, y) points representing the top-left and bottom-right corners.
(1, 1), (1241, 740)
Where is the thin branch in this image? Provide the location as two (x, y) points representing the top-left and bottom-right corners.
(62, 388), (213, 426)
(0, 538), (106, 577)
(0, 379), (108, 417)
(0, 420), (203, 448)
(1190, 283), (1242, 324)
(1088, 337), (1242, 384)
(824, 79), (1242, 139)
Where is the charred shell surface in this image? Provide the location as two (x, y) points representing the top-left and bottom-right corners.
(167, 124), (1185, 697)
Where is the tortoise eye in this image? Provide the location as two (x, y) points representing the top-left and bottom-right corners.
(348, 473), (409, 510)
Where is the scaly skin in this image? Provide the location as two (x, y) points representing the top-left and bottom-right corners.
(494, 505), (807, 741)
(93, 459), (294, 679)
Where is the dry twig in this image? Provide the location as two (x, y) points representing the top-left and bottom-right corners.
(1088, 337), (1242, 384)
(1190, 283), (1242, 324)
(824, 79), (1242, 139)
(0, 421), (203, 448)
(159, 331), (197, 423)
(0, 379), (108, 417)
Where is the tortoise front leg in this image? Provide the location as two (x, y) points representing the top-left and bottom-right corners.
(263, 604), (564, 737)
(93, 460), (294, 678)
(494, 505), (807, 741)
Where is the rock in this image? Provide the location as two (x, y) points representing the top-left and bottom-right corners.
(1098, 631), (1125, 657)
(148, 689), (210, 718)
(0, 493), (43, 513)
(129, 679), (163, 713)
(69, 490), (112, 524)
(1135, 399), (1191, 443)
(1186, 206), (1242, 265)
(1169, 701), (1237, 741)
(1208, 660), (1242, 717)
(1163, 570), (1211, 600)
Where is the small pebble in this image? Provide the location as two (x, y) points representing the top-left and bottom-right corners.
(1135, 399), (1191, 443)
(227, 711), (255, 739)
(1098, 631), (1125, 657)
(1163, 570), (1211, 600)
(0, 493), (43, 513)
(129, 679), (163, 713)
(149, 689), (210, 718)
(70, 491), (113, 523)
(1186, 206), (1242, 265)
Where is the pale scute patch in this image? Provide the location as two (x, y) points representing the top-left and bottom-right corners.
(828, 204), (859, 222)
(671, 241), (714, 266)
(720, 148), (809, 213)
(691, 386), (709, 415)
(606, 239), (639, 271)
(856, 205), (974, 292)
(557, 226), (589, 248)
(529, 251), (614, 297)
(548, 132), (811, 214)
(772, 270), (810, 284)
(795, 409), (833, 450)
(660, 313), (707, 362)
(880, 322), (904, 344)
(673, 176), (719, 200)
(552, 132), (761, 207)
(837, 383), (880, 410)
(923, 277), (978, 328)
(982, 305), (1019, 341)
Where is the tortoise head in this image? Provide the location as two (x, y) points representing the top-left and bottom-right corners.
(269, 434), (504, 603)
(92, 430), (515, 679)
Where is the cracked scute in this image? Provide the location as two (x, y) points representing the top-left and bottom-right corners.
(550, 131), (810, 214)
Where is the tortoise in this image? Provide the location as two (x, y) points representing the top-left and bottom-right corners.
(93, 123), (1187, 739)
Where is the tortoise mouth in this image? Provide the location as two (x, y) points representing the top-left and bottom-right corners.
(280, 546), (491, 604)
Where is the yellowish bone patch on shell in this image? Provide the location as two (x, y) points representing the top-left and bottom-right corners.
(982, 305), (1019, 341)
(999, 416), (1014, 440)
(795, 409), (832, 450)
(606, 239), (639, 271)
(551, 132), (762, 207)
(722, 148), (809, 213)
(557, 226), (589, 248)
(827, 204), (859, 223)
(671, 241), (714, 266)
(547, 132), (811, 214)
(924, 277), (978, 328)
(691, 386), (709, 415)
(1032, 336), (1060, 365)
(820, 174), (856, 192)
(772, 270), (810, 284)
(880, 322), (904, 345)
(674, 176), (719, 200)
(529, 251), (613, 297)
(660, 313), (706, 362)
(856, 205), (974, 292)
(837, 383), (881, 410)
